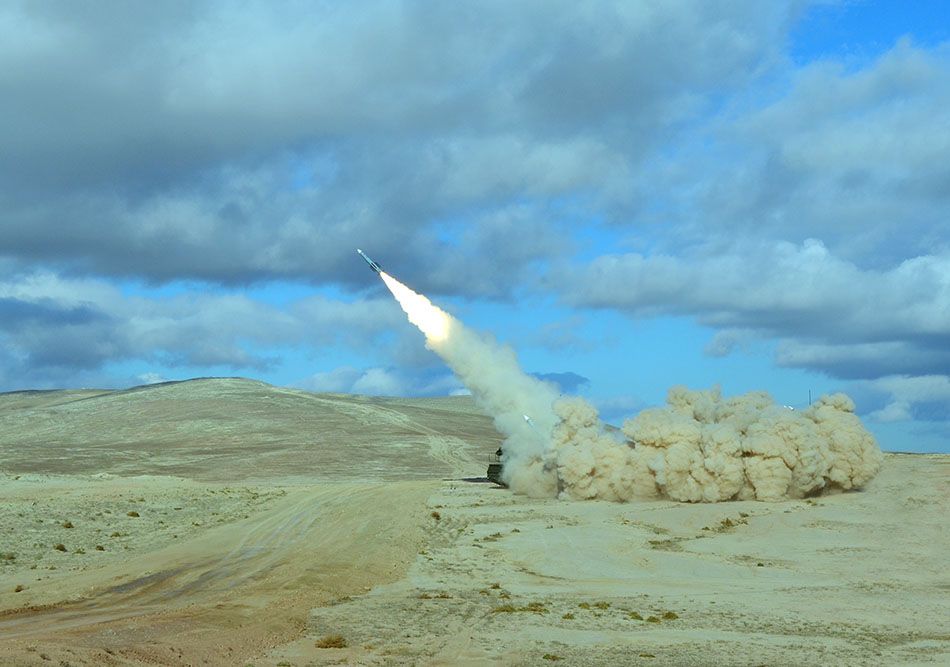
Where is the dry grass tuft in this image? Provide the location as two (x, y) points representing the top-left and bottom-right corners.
(61, 520), (74, 529)
(53, 543), (67, 552)
(542, 654), (562, 661)
(127, 511), (140, 517)
(492, 602), (547, 614)
(315, 634), (347, 649)
(430, 511), (441, 520)
(662, 611), (679, 620)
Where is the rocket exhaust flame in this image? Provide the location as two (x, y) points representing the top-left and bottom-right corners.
(371, 256), (883, 503)
(379, 272), (452, 343)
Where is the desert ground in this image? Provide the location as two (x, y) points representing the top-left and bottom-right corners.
(0, 378), (947, 666)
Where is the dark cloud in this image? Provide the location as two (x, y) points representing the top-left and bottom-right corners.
(0, 0), (795, 295)
(0, 297), (107, 327)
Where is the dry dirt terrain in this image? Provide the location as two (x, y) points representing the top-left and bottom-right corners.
(0, 378), (947, 666)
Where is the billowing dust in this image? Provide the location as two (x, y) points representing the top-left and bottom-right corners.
(381, 273), (882, 502)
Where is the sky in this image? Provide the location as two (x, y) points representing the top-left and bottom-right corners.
(1, 0), (948, 453)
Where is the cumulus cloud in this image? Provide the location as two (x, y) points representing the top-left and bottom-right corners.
(552, 38), (949, 418)
(297, 365), (463, 397)
(563, 240), (950, 380)
(0, 271), (409, 389)
(0, 1), (798, 294)
(849, 375), (950, 423)
(645, 39), (950, 267)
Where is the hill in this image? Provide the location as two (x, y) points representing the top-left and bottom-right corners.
(0, 377), (502, 481)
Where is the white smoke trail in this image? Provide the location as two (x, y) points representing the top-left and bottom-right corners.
(381, 273), (883, 502)
(381, 272), (560, 495)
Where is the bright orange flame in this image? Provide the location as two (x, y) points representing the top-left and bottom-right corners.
(380, 272), (452, 343)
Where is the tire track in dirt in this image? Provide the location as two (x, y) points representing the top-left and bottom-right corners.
(0, 482), (437, 665)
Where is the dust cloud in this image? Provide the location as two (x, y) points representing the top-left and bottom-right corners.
(381, 273), (882, 502)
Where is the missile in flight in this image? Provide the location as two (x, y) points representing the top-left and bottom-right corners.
(356, 248), (383, 274)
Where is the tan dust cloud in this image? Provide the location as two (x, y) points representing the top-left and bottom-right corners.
(381, 274), (882, 502)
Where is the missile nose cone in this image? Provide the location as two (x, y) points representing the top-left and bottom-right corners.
(356, 248), (382, 274)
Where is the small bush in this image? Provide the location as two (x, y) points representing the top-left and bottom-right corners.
(1, 552), (15, 562)
(593, 601), (610, 610)
(430, 511), (441, 520)
(489, 582), (501, 589)
(662, 611), (679, 620)
(127, 511), (140, 518)
(53, 544), (67, 552)
(14, 584), (24, 592)
(628, 611), (643, 620)
(62, 521), (74, 529)
(315, 634), (347, 649)
(542, 655), (562, 661)
(646, 616), (660, 623)
(578, 602), (591, 609)
(561, 612), (575, 620)
(95, 545), (105, 551)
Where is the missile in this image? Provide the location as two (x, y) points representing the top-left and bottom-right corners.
(356, 248), (382, 274)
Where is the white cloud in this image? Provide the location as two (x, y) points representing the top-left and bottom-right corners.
(851, 375), (950, 423)
(298, 365), (463, 397)
(563, 240), (950, 379)
(0, 1), (797, 294)
(351, 368), (407, 396)
(654, 39), (950, 267)
(136, 372), (167, 385)
(0, 271), (405, 388)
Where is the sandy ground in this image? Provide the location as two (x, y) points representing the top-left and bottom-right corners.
(0, 378), (947, 666)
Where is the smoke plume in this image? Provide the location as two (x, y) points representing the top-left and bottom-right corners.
(381, 274), (883, 502)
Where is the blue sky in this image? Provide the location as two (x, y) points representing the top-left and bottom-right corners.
(1, 1), (948, 452)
